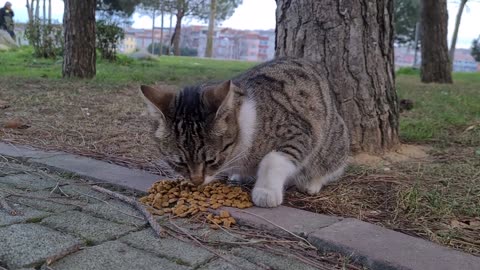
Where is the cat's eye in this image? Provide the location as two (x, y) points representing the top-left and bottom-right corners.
(205, 159), (216, 165)
(170, 161), (187, 167)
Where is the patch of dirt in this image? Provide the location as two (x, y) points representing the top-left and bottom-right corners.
(351, 144), (431, 167)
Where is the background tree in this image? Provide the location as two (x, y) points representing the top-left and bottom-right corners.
(205, 0), (216, 57)
(420, 0), (452, 83)
(276, 0), (399, 153)
(97, 0), (141, 17)
(449, 0), (471, 67)
(394, 0), (420, 45)
(471, 36), (480, 61)
(201, 0), (242, 57)
(63, 0), (96, 78)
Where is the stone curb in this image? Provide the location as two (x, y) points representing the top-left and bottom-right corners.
(0, 142), (158, 193)
(1, 142), (479, 270)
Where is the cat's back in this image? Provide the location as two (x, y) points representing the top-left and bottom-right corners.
(233, 57), (335, 119)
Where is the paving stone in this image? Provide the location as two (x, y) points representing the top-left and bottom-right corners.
(0, 204), (50, 227)
(60, 184), (111, 201)
(40, 210), (137, 244)
(0, 163), (25, 176)
(50, 241), (189, 270)
(307, 218), (480, 270)
(28, 153), (159, 192)
(231, 247), (318, 270)
(0, 174), (57, 191)
(224, 206), (342, 236)
(197, 254), (258, 270)
(164, 219), (238, 243)
(8, 190), (81, 213)
(0, 142), (66, 161)
(120, 229), (213, 267)
(0, 223), (82, 269)
(82, 199), (147, 227)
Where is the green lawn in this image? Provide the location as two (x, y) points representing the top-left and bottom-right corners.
(0, 47), (257, 85)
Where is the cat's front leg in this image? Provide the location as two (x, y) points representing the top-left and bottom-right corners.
(252, 152), (297, 208)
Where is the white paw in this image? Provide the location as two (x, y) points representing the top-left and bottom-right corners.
(298, 182), (323, 195)
(252, 187), (283, 208)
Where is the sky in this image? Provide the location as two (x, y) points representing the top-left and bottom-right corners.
(6, 0), (480, 48)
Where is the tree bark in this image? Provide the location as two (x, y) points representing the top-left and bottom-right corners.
(275, 0), (399, 153)
(151, 9), (156, 54)
(48, 0), (51, 25)
(159, 5), (164, 56)
(420, 0), (452, 83)
(449, 0), (467, 67)
(172, 12), (183, 56)
(62, 0), (96, 78)
(205, 0), (216, 58)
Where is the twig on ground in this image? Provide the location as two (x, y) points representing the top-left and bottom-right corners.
(71, 190), (144, 222)
(91, 185), (167, 238)
(168, 219), (258, 270)
(0, 196), (20, 216)
(46, 243), (82, 266)
(50, 182), (70, 197)
(236, 209), (317, 250)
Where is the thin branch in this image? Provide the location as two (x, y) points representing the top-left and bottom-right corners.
(236, 209), (317, 250)
(168, 218), (256, 270)
(91, 185), (167, 238)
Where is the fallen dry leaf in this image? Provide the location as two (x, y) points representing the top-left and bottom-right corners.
(0, 99), (10, 109)
(3, 118), (31, 129)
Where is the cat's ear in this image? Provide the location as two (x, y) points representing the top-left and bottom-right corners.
(140, 85), (176, 118)
(203, 80), (241, 118)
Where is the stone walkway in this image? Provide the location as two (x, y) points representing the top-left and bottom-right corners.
(0, 161), (336, 270)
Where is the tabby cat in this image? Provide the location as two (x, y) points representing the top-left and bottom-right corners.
(140, 58), (349, 208)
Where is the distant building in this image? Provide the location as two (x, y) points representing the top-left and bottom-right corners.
(123, 25), (275, 62)
(395, 46), (479, 72)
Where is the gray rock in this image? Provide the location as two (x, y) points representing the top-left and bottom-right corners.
(83, 199), (147, 227)
(60, 184), (111, 201)
(120, 229), (213, 266)
(0, 223), (82, 269)
(50, 241), (189, 270)
(8, 190), (81, 213)
(0, 174), (57, 191)
(198, 255), (258, 270)
(40, 210), (137, 244)
(231, 247), (319, 270)
(0, 204), (50, 227)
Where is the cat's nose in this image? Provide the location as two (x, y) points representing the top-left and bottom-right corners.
(190, 175), (204, 186)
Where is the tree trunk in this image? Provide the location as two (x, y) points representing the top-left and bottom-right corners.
(172, 12), (183, 56)
(26, 0), (34, 22)
(62, 0), (96, 78)
(449, 0), (467, 68)
(205, 0), (216, 58)
(420, 0), (452, 83)
(48, 0), (51, 25)
(276, 0), (399, 153)
(151, 9), (156, 54)
(35, 0), (40, 20)
(159, 6), (164, 56)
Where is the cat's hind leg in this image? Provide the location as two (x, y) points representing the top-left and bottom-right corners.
(296, 164), (346, 195)
(252, 151), (296, 208)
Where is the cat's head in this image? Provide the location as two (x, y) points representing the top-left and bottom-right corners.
(140, 81), (243, 185)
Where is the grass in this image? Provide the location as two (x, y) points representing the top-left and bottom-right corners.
(1, 47), (479, 255)
(397, 73), (480, 146)
(0, 46), (256, 85)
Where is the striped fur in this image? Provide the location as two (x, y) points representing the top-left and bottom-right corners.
(141, 58), (350, 207)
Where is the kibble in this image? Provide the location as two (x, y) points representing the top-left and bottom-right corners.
(140, 179), (254, 227)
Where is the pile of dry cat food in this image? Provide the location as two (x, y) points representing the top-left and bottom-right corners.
(139, 180), (253, 228)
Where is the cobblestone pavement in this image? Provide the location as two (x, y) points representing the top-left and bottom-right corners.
(0, 161), (341, 270)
